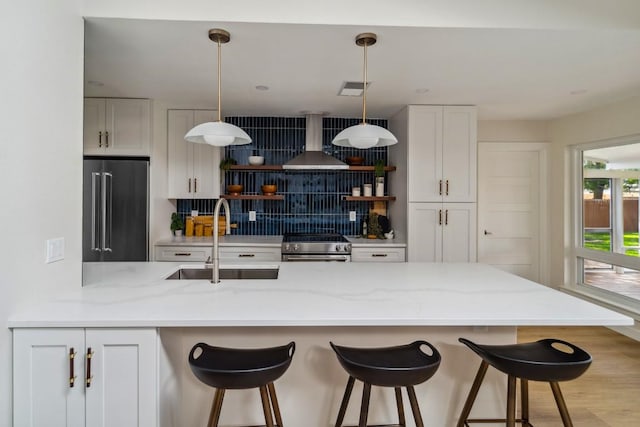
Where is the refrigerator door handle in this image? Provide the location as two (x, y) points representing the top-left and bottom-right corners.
(102, 172), (113, 252)
(91, 172), (101, 252)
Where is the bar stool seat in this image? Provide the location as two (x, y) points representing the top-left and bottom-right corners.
(331, 340), (441, 427)
(457, 337), (592, 427)
(189, 341), (295, 427)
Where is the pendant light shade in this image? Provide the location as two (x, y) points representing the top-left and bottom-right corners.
(185, 29), (252, 146)
(332, 33), (397, 149)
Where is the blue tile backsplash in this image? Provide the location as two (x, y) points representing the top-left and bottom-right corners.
(177, 116), (390, 236)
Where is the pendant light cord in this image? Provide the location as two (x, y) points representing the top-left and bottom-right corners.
(362, 41), (367, 125)
(217, 38), (222, 122)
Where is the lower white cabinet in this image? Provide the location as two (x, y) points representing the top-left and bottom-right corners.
(408, 202), (477, 262)
(154, 245), (211, 262)
(351, 247), (406, 262)
(13, 328), (157, 427)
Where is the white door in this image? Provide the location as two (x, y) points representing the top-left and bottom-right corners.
(13, 329), (85, 427)
(478, 143), (548, 282)
(85, 329), (158, 427)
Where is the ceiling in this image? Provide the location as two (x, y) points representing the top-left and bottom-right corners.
(84, 18), (640, 120)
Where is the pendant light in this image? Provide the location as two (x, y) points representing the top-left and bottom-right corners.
(185, 29), (252, 146)
(332, 33), (397, 149)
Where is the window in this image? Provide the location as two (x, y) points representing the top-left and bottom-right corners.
(572, 140), (640, 309)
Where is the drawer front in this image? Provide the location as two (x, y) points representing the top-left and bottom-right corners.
(351, 247), (406, 262)
(219, 247), (281, 262)
(155, 246), (211, 262)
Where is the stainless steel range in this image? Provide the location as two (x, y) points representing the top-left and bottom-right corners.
(281, 233), (352, 262)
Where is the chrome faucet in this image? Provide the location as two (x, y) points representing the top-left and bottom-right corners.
(207, 198), (231, 283)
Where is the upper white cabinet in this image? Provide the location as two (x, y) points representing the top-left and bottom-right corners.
(404, 105), (477, 202)
(13, 328), (158, 427)
(83, 98), (151, 156)
(167, 109), (221, 199)
(407, 203), (477, 262)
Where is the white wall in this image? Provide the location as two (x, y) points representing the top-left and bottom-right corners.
(478, 120), (550, 143)
(0, 1), (84, 424)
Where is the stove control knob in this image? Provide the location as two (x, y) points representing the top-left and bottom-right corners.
(345, 244), (352, 251)
(335, 245), (342, 252)
(293, 244), (300, 251)
(284, 244), (290, 251)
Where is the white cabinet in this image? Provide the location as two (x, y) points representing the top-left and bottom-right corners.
(84, 98), (151, 156)
(351, 246), (406, 262)
(407, 203), (476, 262)
(154, 245), (211, 262)
(167, 110), (221, 199)
(14, 328), (157, 427)
(404, 105), (477, 203)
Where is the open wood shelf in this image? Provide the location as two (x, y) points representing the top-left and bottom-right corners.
(342, 196), (397, 201)
(223, 194), (285, 200)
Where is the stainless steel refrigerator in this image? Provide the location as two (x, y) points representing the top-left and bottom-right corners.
(83, 157), (149, 262)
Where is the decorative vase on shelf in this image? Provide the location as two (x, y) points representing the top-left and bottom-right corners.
(375, 176), (385, 197)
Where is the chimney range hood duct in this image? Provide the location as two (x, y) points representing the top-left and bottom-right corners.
(282, 114), (348, 170)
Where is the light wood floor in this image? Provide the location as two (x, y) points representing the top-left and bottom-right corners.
(516, 326), (640, 427)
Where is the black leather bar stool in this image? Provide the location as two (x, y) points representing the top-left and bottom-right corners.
(188, 341), (295, 427)
(331, 340), (441, 427)
(457, 337), (592, 427)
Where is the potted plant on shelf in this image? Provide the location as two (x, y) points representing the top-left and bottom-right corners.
(219, 157), (238, 195)
(374, 159), (385, 197)
(170, 213), (184, 237)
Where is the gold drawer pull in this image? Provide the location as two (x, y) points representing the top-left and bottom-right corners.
(238, 254), (256, 258)
(372, 253), (388, 257)
(174, 252), (192, 256)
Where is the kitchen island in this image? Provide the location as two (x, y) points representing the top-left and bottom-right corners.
(10, 262), (632, 427)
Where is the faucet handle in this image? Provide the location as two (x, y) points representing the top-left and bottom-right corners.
(204, 256), (212, 265)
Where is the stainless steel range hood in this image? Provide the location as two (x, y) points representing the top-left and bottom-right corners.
(282, 114), (348, 170)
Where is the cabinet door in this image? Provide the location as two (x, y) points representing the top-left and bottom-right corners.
(191, 110), (221, 199)
(167, 110), (194, 198)
(407, 203), (442, 262)
(441, 203), (477, 262)
(407, 106), (442, 202)
(442, 106), (477, 202)
(85, 329), (157, 427)
(84, 98), (106, 155)
(13, 329), (86, 427)
(167, 110), (220, 199)
(105, 99), (151, 156)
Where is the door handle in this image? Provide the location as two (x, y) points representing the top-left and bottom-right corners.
(102, 173), (113, 252)
(91, 172), (101, 252)
(86, 347), (94, 388)
(69, 348), (77, 388)
(484, 230), (493, 235)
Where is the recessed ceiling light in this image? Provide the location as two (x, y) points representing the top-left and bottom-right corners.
(570, 89), (588, 95)
(87, 80), (104, 87)
(255, 85), (269, 91)
(415, 88), (429, 94)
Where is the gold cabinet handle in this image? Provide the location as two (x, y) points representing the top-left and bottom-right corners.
(371, 253), (388, 257)
(238, 254), (256, 258)
(105, 131), (109, 148)
(86, 347), (94, 388)
(445, 209), (449, 225)
(174, 252), (192, 256)
(194, 178), (197, 193)
(439, 209), (442, 225)
(69, 348), (77, 388)
(188, 178), (192, 193)
(446, 180), (449, 196)
(98, 131), (102, 148)
(439, 180), (443, 196)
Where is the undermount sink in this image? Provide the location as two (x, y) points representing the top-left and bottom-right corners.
(166, 267), (279, 280)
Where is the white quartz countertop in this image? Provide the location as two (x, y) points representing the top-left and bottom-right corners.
(8, 262), (631, 328)
(155, 235), (283, 247)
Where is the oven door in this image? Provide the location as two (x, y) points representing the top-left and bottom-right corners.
(282, 254), (351, 262)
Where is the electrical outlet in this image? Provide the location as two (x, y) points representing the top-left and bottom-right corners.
(45, 237), (65, 263)
(349, 211), (357, 222)
(249, 211), (257, 222)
